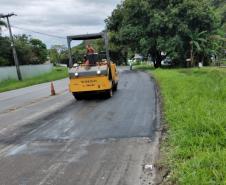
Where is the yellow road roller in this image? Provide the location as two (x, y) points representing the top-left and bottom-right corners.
(67, 32), (119, 100)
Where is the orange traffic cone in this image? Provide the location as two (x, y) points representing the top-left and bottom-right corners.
(51, 82), (56, 96)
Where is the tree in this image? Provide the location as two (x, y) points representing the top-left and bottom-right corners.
(0, 20), (6, 26)
(14, 35), (35, 65)
(48, 48), (59, 65)
(0, 34), (48, 66)
(49, 45), (67, 65)
(188, 31), (208, 66)
(30, 38), (48, 64)
(0, 19), (7, 35)
(106, 1), (147, 65)
(106, 0), (222, 67)
(0, 37), (13, 66)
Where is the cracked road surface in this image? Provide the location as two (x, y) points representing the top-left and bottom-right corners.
(0, 67), (160, 185)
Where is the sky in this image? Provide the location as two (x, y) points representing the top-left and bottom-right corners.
(0, 0), (121, 47)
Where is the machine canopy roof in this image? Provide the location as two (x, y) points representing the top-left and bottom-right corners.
(67, 32), (104, 41)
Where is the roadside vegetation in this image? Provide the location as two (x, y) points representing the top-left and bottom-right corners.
(136, 65), (226, 184)
(0, 35), (48, 66)
(29, 0), (226, 68)
(106, 0), (226, 67)
(0, 67), (68, 93)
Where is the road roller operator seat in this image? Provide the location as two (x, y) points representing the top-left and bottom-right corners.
(87, 54), (98, 66)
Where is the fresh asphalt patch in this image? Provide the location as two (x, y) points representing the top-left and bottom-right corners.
(0, 68), (160, 185)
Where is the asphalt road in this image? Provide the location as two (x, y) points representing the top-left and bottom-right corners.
(0, 78), (69, 114)
(0, 67), (160, 185)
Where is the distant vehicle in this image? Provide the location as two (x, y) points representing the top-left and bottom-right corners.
(161, 57), (173, 66)
(67, 32), (119, 100)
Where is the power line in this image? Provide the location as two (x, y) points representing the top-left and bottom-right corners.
(11, 25), (66, 40)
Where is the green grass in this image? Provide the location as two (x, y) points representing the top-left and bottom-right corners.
(0, 67), (68, 93)
(136, 65), (226, 185)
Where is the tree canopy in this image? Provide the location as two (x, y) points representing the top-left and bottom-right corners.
(0, 34), (48, 66)
(0, 19), (7, 35)
(106, 0), (225, 67)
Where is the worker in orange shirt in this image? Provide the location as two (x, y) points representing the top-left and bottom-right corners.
(86, 44), (95, 55)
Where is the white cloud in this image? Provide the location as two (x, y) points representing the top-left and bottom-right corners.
(0, 0), (122, 47)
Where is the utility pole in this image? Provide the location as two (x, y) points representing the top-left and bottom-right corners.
(0, 13), (22, 80)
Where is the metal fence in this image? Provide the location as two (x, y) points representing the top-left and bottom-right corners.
(0, 63), (53, 82)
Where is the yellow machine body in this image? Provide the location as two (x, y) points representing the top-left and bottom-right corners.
(69, 62), (119, 94)
(69, 76), (111, 92)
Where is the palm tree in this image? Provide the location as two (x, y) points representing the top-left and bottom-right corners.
(0, 19), (7, 35)
(188, 31), (207, 67)
(0, 19), (6, 26)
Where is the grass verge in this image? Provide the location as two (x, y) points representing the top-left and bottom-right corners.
(136, 65), (226, 185)
(0, 67), (68, 93)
